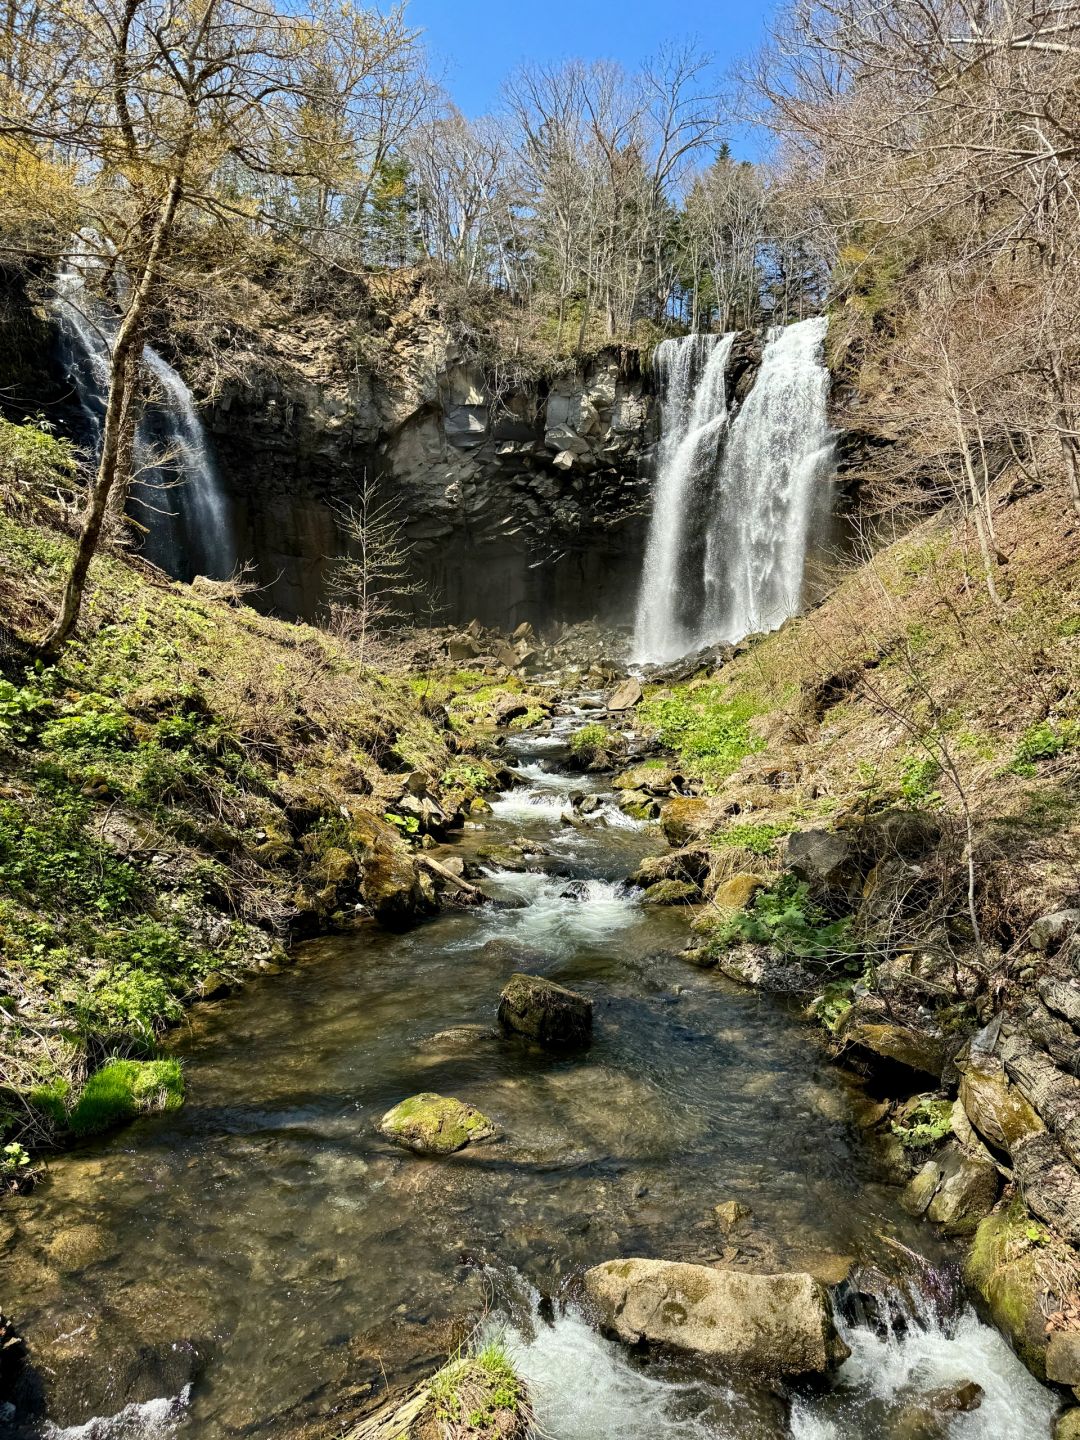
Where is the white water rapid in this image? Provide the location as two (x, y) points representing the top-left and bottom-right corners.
(53, 244), (235, 580)
(633, 316), (836, 664)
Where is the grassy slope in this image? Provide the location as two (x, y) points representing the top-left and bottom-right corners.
(0, 505), (462, 1146)
(642, 485), (1080, 931)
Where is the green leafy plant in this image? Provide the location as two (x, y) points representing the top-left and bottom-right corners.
(714, 820), (793, 856)
(639, 684), (761, 784)
(899, 753), (942, 806)
(0, 678), (52, 742)
(0, 1142), (31, 1174)
(384, 810), (420, 836)
(1009, 719), (1079, 775)
(891, 1097), (952, 1150)
(707, 875), (854, 961)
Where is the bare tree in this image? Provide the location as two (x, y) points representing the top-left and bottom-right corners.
(327, 475), (431, 667)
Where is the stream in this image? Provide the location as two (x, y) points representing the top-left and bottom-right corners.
(1, 709), (1059, 1440)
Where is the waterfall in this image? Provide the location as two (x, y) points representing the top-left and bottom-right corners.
(632, 333), (738, 663)
(632, 316), (836, 664)
(53, 245), (235, 581)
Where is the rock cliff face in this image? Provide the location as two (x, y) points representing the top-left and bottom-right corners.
(206, 339), (659, 627)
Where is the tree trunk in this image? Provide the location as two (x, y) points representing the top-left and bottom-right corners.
(38, 173), (184, 656)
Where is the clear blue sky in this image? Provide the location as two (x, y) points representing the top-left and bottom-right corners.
(408, 0), (772, 155)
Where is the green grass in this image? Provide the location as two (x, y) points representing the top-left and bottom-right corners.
(427, 1336), (524, 1435)
(638, 683), (762, 786)
(65, 1058), (184, 1137)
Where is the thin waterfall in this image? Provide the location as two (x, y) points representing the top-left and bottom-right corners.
(53, 244), (236, 581)
(632, 316), (836, 664)
(632, 332), (738, 662)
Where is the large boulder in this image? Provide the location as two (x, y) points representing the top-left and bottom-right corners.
(627, 848), (710, 889)
(377, 1093), (496, 1154)
(958, 1051), (1044, 1152)
(839, 1019), (947, 1080)
(583, 1259), (848, 1377)
(787, 828), (862, 897)
(660, 797), (733, 847)
(607, 677), (643, 710)
(965, 1200), (1077, 1378)
(923, 1144), (1000, 1236)
(498, 973), (592, 1048)
(711, 872), (767, 912)
(1047, 1331), (1080, 1388)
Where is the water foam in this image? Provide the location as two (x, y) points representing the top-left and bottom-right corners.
(44, 1388), (190, 1440)
(790, 1301), (1057, 1439)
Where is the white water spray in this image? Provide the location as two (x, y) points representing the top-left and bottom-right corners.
(53, 242), (235, 580)
(632, 317), (836, 663)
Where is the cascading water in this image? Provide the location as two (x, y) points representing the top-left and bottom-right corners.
(633, 333), (738, 662)
(53, 245), (235, 581)
(632, 316), (836, 664)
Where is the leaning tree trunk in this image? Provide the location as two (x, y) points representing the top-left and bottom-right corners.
(38, 173), (183, 656)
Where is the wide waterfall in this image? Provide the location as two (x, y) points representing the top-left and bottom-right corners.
(633, 316), (835, 664)
(53, 248), (235, 581)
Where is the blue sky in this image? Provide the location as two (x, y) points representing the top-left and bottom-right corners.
(408, 0), (772, 155)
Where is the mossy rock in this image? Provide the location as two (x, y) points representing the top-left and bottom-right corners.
(377, 1093), (496, 1154)
(612, 763), (680, 794)
(66, 1059), (185, 1138)
(642, 879), (699, 905)
(45, 1223), (113, 1273)
(712, 872), (767, 913)
(964, 1199), (1072, 1378)
(498, 973), (592, 1048)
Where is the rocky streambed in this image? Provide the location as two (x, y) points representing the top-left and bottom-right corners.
(0, 705), (1061, 1439)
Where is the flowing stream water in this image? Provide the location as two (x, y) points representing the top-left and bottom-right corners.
(53, 246), (235, 581)
(633, 318), (836, 664)
(2, 712), (1058, 1440)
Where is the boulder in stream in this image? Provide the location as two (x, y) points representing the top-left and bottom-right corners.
(583, 1258), (849, 1377)
(498, 973), (592, 1048)
(377, 1093), (496, 1154)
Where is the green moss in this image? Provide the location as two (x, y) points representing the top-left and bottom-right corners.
(66, 1058), (184, 1137)
(378, 1092), (496, 1153)
(964, 1198), (1061, 1378)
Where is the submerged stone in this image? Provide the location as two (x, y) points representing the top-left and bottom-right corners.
(498, 972), (592, 1048)
(377, 1093), (496, 1155)
(713, 1200), (751, 1230)
(583, 1258), (848, 1377)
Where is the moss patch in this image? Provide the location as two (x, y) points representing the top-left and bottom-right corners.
(66, 1059), (184, 1137)
(377, 1092), (496, 1154)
